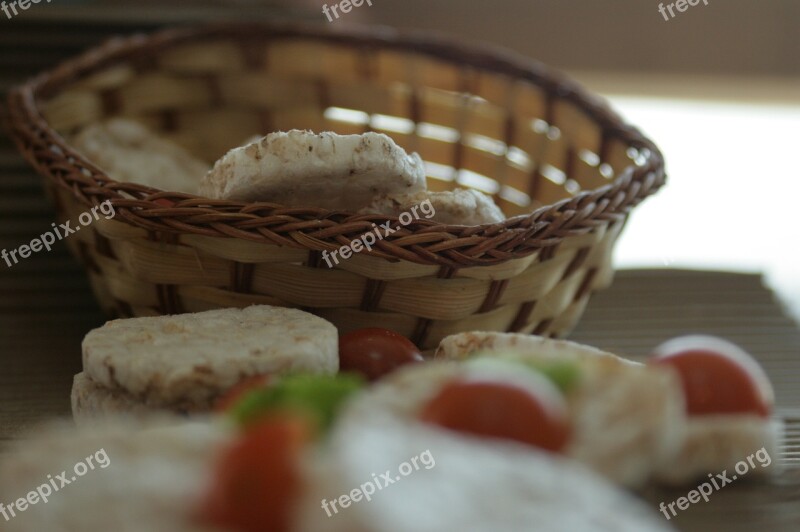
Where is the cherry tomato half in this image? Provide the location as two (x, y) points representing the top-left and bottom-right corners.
(419, 379), (571, 453)
(339, 328), (424, 382)
(214, 375), (271, 413)
(650, 335), (774, 418)
(200, 415), (310, 532)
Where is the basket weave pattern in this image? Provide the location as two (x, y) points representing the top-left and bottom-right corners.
(5, 23), (665, 349)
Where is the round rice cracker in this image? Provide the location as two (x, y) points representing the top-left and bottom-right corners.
(71, 372), (174, 424)
(199, 130), (427, 210)
(359, 188), (506, 225)
(339, 332), (686, 488)
(0, 419), (231, 532)
(71, 118), (209, 194)
(295, 416), (673, 532)
(81, 305), (338, 412)
(653, 416), (782, 485)
(437, 331), (781, 487)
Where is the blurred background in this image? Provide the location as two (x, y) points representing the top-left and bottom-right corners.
(3, 0), (797, 318)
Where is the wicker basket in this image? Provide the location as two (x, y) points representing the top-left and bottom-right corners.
(4, 22), (664, 349)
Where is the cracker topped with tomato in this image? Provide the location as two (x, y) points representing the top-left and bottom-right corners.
(340, 332), (685, 487)
(335, 331), (780, 488)
(295, 415), (672, 532)
(202, 372), (673, 532)
(443, 332), (780, 485)
(648, 335), (780, 484)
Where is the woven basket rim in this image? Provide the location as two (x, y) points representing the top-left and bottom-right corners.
(3, 21), (666, 269)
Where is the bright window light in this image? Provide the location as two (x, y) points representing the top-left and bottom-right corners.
(605, 96), (800, 318)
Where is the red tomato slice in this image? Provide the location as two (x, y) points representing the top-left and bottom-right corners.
(339, 328), (424, 382)
(419, 378), (571, 453)
(651, 335), (774, 418)
(200, 415), (310, 532)
(214, 375), (271, 413)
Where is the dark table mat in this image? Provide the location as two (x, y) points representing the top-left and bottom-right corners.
(572, 270), (800, 531)
(1, 16), (799, 532)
